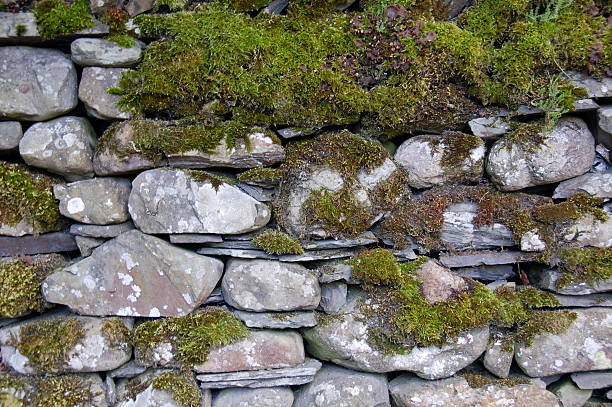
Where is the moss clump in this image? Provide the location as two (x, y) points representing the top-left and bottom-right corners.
(461, 373), (531, 388)
(34, 376), (99, 407)
(238, 168), (281, 187)
(0, 162), (61, 234)
(515, 310), (577, 346)
(434, 132), (484, 171)
(252, 230), (304, 255)
(133, 307), (249, 367)
(101, 6), (136, 48)
(0, 374), (30, 406)
(9, 317), (86, 372)
(101, 318), (131, 351)
(184, 170), (235, 191)
(556, 247), (612, 289)
(217, 0), (269, 12)
(348, 248), (403, 286)
(151, 371), (201, 407)
(0, 255), (65, 318)
(33, 0), (94, 40)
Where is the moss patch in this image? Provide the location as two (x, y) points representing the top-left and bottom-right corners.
(33, 0), (94, 40)
(152, 371), (201, 407)
(34, 376), (99, 407)
(348, 248), (403, 286)
(556, 247), (612, 289)
(515, 310), (577, 346)
(101, 318), (131, 351)
(238, 168), (281, 187)
(461, 373), (531, 388)
(184, 170), (235, 191)
(252, 230), (304, 255)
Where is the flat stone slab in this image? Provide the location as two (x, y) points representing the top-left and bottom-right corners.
(70, 221), (134, 238)
(71, 38), (142, 67)
(231, 309), (317, 329)
(439, 251), (532, 268)
(169, 234), (223, 244)
(453, 265), (516, 281)
(0, 121), (22, 150)
(553, 172), (612, 198)
(196, 247), (356, 261)
(554, 293), (612, 307)
(527, 267), (612, 295)
(0, 232), (77, 257)
(571, 371), (612, 390)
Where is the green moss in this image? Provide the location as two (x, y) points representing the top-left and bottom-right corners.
(101, 6), (136, 47)
(429, 131), (484, 173)
(348, 248), (403, 286)
(34, 376), (99, 407)
(0, 162), (61, 234)
(0, 255), (65, 318)
(557, 247), (612, 289)
(151, 371), (201, 407)
(515, 310), (577, 346)
(217, 0), (269, 12)
(15, 24), (26, 36)
(461, 373), (530, 388)
(238, 168), (281, 187)
(9, 317), (86, 372)
(252, 230), (304, 255)
(33, 0), (94, 40)
(100, 318), (131, 350)
(0, 374), (30, 406)
(133, 307), (249, 367)
(107, 33), (136, 48)
(184, 170), (235, 191)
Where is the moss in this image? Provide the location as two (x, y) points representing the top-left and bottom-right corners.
(0, 374), (30, 406)
(133, 307), (249, 367)
(557, 247), (612, 289)
(100, 318), (131, 351)
(156, 0), (189, 11)
(101, 6), (136, 48)
(34, 376), (99, 407)
(184, 170), (235, 191)
(0, 255), (65, 318)
(15, 24), (26, 36)
(151, 371), (201, 407)
(0, 162), (61, 234)
(252, 230), (304, 255)
(348, 248), (403, 286)
(33, 0), (94, 40)
(461, 373), (531, 388)
(270, 312), (298, 321)
(515, 310), (577, 346)
(427, 131), (484, 176)
(107, 33), (136, 48)
(8, 317), (86, 372)
(217, 0), (269, 12)
(238, 168), (281, 187)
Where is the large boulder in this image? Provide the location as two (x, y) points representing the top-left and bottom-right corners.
(79, 67), (131, 120)
(213, 387), (294, 407)
(486, 118), (595, 191)
(42, 230), (223, 317)
(222, 259), (320, 312)
(19, 116), (97, 181)
(71, 38), (142, 67)
(0, 46), (78, 121)
(128, 168), (270, 234)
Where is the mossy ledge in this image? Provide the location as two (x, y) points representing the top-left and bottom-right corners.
(556, 247), (612, 289)
(252, 230), (304, 255)
(124, 370), (201, 407)
(33, 0), (95, 40)
(0, 373), (101, 407)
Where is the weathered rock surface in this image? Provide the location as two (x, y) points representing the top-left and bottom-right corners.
(213, 387), (294, 407)
(527, 267), (612, 295)
(53, 178), (131, 225)
(515, 308), (612, 377)
(454, 265), (515, 281)
(570, 72), (612, 98)
(169, 233), (223, 244)
(293, 364), (390, 407)
(414, 260), (470, 304)
(0, 120), (22, 150)
(0, 46), (77, 121)
(468, 117), (511, 139)
(487, 117), (595, 191)
(319, 282), (347, 314)
(553, 172), (612, 198)
(70, 221), (135, 238)
(394, 134), (485, 188)
(0, 232), (77, 256)
(554, 293), (612, 308)
(439, 251), (529, 268)
(550, 377), (592, 407)
(232, 309), (317, 329)
(19, 116), (97, 180)
(42, 230), (223, 317)
(128, 168), (271, 234)
(600, 105), (612, 134)
(79, 67), (131, 120)
(302, 289), (489, 379)
(571, 371), (612, 390)
(483, 333), (513, 378)
(71, 38), (142, 67)
(389, 375), (560, 407)
(561, 214), (612, 248)
(0, 313), (132, 374)
(0, 12), (109, 43)
(222, 259), (320, 312)
(197, 247), (356, 262)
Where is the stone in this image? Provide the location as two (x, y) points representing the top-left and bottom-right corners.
(169, 234), (223, 244)
(79, 67), (131, 120)
(293, 364), (390, 407)
(394, 134), (485, 188)
(573, 98), (600, 111)
(483, 332), (513, 378)
(108, 360), (148, 379)
(0, 232), (77, 257)
(561, 214), (612, 248)
(125, 0), (155, 15)
(487, 117), (595, 191)
(571, 371), (612, 390)
(439, 203), (514, 249)
(70, 221), (135, 238)
(42, 230), (223, 317)
(316, 261), (357, 284)
(468, 117), (512, 139)
(20, 116), (97, 181)
(302, 231), (379, 250)
(0, 46), (77, 121)
(231, 309), (317, 329)
(128, 168), (271, 234)
(515, 308), (612, 377)
(414, 260), (470, 304)
(550, 377), (592, 407)
(553, 172), (612, 198)
(0, 12), (109, 43)
(213, 387), (294, 407)
(439, 251), (529, 268)
(71, 38), (142, 67)
(197, 247), (357, 262)
(222, 259), (320, 312)
(521, 228), (547, 252)
(75, 235), (106, 257)
(197, 358), (322, 389)
(0, 313), (132, 374)
(237, 182), (274, 202)
(276, 127), (304, 138)
(264, 0), (290, 14)
(527, 267), (612, 295)
(302, 289), (489, 379)
(454, 265), (515, 281)
(319, 282), (347, 314)
(389, 375), (560, 407)
(54, 178), (131, 225)
(599, 105), (612, 134)
(0, 121), (22, 150)
(554, 293), (612, 307)
(569, 72), (612, 98)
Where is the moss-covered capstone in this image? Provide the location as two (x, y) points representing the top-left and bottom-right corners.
(252, 230), (304, 255)
(117, 369), (202, 407)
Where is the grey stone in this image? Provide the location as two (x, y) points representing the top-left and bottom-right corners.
(264, 0), (289, 14)
(75, 236), (105, 257)
(487, 117), (595, 191)
(105, 375), (116, 405)
(440, 251), (528, 268)
(319, 282), (347, 314)
(231, 309), (317, 329)
(129, 168), (271, 234)
(0, 46), (77, 121)
(599, 106), (612, 134)
(0, 312), (132, 374)
(203, 287), (224, 304)
(293, 364), (390, 407)
(571, 371), (612, 390)
(196, 247), (277, 259)
(302, 231), (378, 250)
(527, 267), (612, 295)
(169, 234), (224, 244)
(454, 265), (515, 281)
(414, 260), (470, 304)
(483, 331), (513, 378)
(0, 232), (77, 257)
(389, 375), (560, 407)
(213, 387), (294, 407)
(554, 293), (612, 307)
(79, 67), (131, 120)
(515, 308), (612, 377)
(125, 0), (155, 16)
(54, 178), (131, 225)
(222, 259), (320, 312)
(468, 117), (512, 139)
(276, 127), (304, 138)
(20, 116), (97, 181)
(302, 289), (489, 379)
(553, 172), (612, 198)
(0, 121), (22, 150)
(0, 12), (109, 43)
(550, 377), (592, 407)
(521, 228), (547, 252)
(42, 230), (223, 317)
(70, 221), (135, 238)
(196, 247), (356, 261)
(317, 261), (356, 284)
(597, 145), (611, 164)
(197, 358), (322, 389)
(561, 214), (612, 248)
(573, 98), (600, 111)
(570, 72), (612, 98)
(108, 360), (148, 379)
(237, 182), (274, 202)
(71, 38), (142, 67)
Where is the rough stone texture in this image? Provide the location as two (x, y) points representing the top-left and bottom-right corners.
(389, 375), (560, 407)
(108, 360), (148, 379)
(571, 371), (612, 390)
(70, 221), (135, 238)
(527, 267), (612, 295)
(79, 67), (131, 120)
(20, 116), (97, 181)
(521, 228), (547, 252)
(222, 259), (320, 312)
(0, 120), (22, 150)
(125, 0), (155, 15)
(293, 364), (390, 407)
(302, 289), (489, 379)
(71, 38), (142, 67)
(317, 261), (356, 284)
(213, 387), (294, 407)
(42, 230), (223, 317)
(468, 117), (511, 139)
(599, 105), (612, 134)
(319, 282), (347, 315)
(129, 168), (271, 234)
(0, 313), (132, 374)
(550, 377), (592, 407)
(0, 46), (77, 121)
(0, 12), (109, 43)
(570, 71), (612, 98)
(553, 172), (612, 198)
(562, 214), (612, 248)
(197, 247), (356, 262)
(54, 178), (131, 225)
(198, 358), (321, 389)
(439, 251), (529, 268)
(169, 234), (224, 244)
(454, 265), (515, 281)
(395, 134), (485, 188)
(486, 117), (595, 191)
(483, 335), (513, 378)
(414, 260), (470, 304)
(554, 293), (612, 308)
(515, 308), (612, 377)
(75, 235), (105, 258)
(232, 309), (317, 329)
(0, 232), (77, 257)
